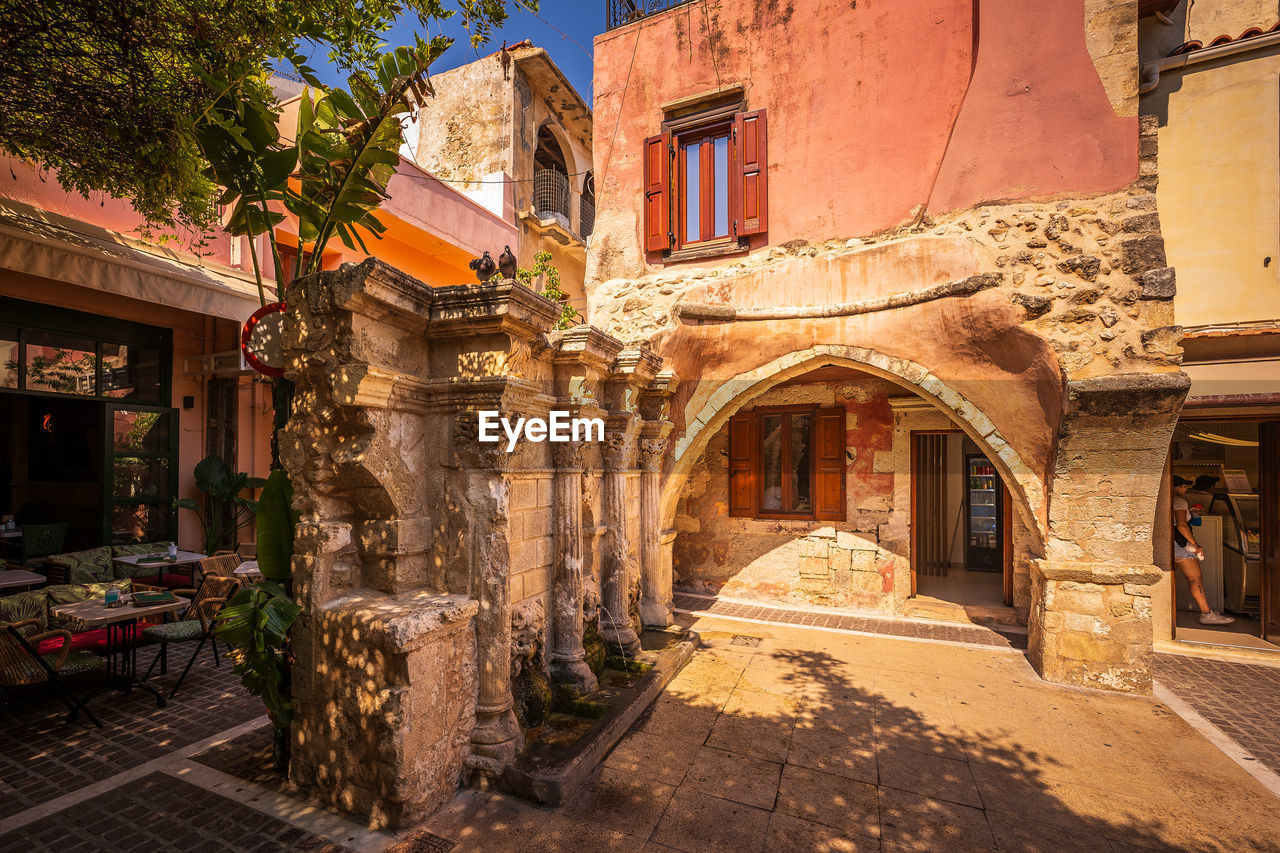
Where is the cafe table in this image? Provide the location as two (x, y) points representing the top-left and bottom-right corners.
(112, 550), (207, 585)
(0, 569), (46, 592)
(233, 560), (262, 582)
(50, 593), (189, 708)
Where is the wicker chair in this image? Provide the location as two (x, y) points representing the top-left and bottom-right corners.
(140, 575), (240, 698)
(197, 553), (242, 579)
(236, 542), (257, 560)
(1, 621), (102, 727)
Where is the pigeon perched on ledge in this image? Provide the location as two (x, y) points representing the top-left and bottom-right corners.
(498, 245), (517, 281)
(469, 251), (496, 282)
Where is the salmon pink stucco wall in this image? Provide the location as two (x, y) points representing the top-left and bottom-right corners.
(589, 0), (1138, 279)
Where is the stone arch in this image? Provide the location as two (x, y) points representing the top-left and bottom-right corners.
(534, 120), (580, 176)
(660, 345), (1047, 554)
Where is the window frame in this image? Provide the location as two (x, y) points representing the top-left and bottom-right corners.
(646, 98), (767, 262)
(754, 404), (818, 520)
(729, 404), (845, 523)
(674, 121), (735, 252)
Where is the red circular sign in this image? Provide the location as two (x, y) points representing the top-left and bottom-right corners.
(241, 302), (288, 378)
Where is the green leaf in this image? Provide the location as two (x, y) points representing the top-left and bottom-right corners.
(256, 469), (298, 582)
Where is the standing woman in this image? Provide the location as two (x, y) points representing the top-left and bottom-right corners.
(1172, 475), (1234, 625)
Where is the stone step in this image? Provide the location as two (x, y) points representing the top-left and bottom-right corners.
(904, 600), (1023, 630)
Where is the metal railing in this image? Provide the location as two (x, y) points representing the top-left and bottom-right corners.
(579, 197), (596, 239)
(607, 0), (697, 31)
(533, 169), (572, 222)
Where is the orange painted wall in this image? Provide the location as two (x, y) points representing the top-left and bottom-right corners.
(591, 0), (1137, 270)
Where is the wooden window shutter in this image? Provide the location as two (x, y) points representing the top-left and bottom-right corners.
(733, 110), (768, 237)
(813, 407), (846, 521)
(643, 132), (672, 252)
(728, 412), (757, 517)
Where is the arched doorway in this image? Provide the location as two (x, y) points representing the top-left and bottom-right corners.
(659, 347), (1043, 623)
(533, 125), (572, 222)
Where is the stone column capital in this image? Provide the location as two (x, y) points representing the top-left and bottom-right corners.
(603, 415), (640, 471)
(551, 440), (588, 471)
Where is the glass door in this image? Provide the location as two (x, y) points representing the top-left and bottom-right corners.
(965, 454), (1002, 571)
(103, 403), (178, 545)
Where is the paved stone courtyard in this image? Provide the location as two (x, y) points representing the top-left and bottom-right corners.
(2, 616), (1279, 852)
(1153, 652), (1280, 779)
(422, 616), (1280, 852)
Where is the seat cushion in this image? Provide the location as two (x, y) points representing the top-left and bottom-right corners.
(111, 542), (167, 558)
(0, 590), (47, 634)
(51, 650), (103, 677)
(35, 625), (141, 656)
(47, 547), (113, 585)
(143, 620), (204, 643)
(45, 584), (91, 630)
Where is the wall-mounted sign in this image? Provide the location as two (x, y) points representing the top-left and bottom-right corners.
(241, 302), (287, 378)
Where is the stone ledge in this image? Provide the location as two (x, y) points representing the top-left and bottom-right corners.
(320, 590), (479, 654)
(1032, 559), (1162, 586)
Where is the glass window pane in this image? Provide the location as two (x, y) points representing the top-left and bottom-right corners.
(112, 409), (170, 453)
(790, 414), (812, 513)
(713, 135), (729, 238)
(113, 456), (169, 500)
(0, 325), (17, 389)
(761, 415), (783, 511)
(113, 502), (170, 544)
(684, 142), (701, 243)
(24, 331), (96, 395)
(101, 343), (163, 401)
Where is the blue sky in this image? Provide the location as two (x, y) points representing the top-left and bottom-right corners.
(311, 2), (603, 107)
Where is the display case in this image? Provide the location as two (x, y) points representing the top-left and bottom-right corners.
(965, 454), (1001, 572)
(1223, 493), (1262, 616)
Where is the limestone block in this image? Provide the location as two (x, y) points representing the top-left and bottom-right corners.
(828, 547), (852, 573)
(512, 479), (538, 511)
(837, 530), (878, 551)
(798, 555), (830, 578)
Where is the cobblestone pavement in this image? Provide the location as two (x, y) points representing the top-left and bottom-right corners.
(0, 645), (359, 852)
(1154, 652), (1280, 777)
(2, 772), (344, 853)
(673, 592), (1028, 650)
(0, 644), (262, 817)
(421, 615), (1280, 853)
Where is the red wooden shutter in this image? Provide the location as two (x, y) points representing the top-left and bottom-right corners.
(643, 132), (672, 252)
(728, 412), (757, 518)
(813, 407), (846, 521)
(733, 110), (768, 237)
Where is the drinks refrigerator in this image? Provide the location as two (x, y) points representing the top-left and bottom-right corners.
(965, 454), (1002, 571)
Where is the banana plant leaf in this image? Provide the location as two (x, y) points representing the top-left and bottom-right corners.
(256, 469), (299, 582)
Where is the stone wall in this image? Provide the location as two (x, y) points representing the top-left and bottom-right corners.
(674, 378), (901, 611)
(280, 260), (675, 826)
(1029, 560), (1161, 692)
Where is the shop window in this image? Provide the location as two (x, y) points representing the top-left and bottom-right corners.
(0, 325), (17, 389)
(728, 405), (844, 521)
(23, 331), (97, 396)
(645, 109), (768, 257)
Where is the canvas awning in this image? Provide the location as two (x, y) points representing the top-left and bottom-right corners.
(0, 199), (263, 321)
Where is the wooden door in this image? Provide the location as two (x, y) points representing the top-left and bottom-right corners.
(912, 432), (950, 584)
(1260, 422), (1280, 642)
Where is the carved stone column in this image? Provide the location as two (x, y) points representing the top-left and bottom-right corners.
(549, 441), (598, 693)
(461, 412), (523, 774)
(600, 418), (641, 656)
(638, 426), (673, 627)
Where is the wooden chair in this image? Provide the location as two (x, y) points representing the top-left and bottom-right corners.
(1, 621), (102, 727)
(140, 575), (240, 698)
(16, 522), (68, 570)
